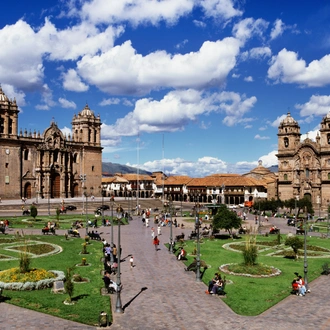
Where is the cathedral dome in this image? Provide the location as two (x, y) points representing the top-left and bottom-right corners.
(280, 112), (298, 126)
(0, 86), (9, 102)
(80, 104), (94, 117)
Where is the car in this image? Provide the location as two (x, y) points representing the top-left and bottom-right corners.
(98, 205), (110, 210)
(65, 205), (77, 211)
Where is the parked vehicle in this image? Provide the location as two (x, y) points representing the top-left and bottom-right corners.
(65, 205), (77, 211)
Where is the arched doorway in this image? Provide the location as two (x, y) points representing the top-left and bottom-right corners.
(73, 183), (79, 197)
(24, 182), (31, 199)
(51, 173), (61, 198)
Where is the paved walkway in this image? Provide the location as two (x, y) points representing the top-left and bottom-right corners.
(1, 214), (330, 329)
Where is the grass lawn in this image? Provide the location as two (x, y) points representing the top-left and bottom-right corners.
(180, 234), (330, 316)
(0, 233), (111, 326)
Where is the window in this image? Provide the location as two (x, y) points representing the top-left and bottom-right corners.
(92, 166), (94, 172)
(284, 174), (288, 181)
(306, 169), (309, 178)
(5, 163), (8, 168)
(328, 173), (330, 180)
(24, 149), (29, 161)
(284, 137), (289, 148)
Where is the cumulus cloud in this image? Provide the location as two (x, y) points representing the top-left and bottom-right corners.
(60, 126), (72, 137)
(254, 134), (270, 140)
(62, 69), (89, 92)
(76, 38), (241, 95)
(199, 0), (243, 20)
(270, 113), (288, 127)
(35, 84), (56, 110)
(1, 84), (26, 107)
(99, 98), (121, 106)
(101, 89), (257, 140)
(232, 18), (269, 44)
(295, 95), (330, 117)
(244, 76), (253, 82)
(58, 97), (77, 109)
(268, 48), (330, 87)
(78, 0), (195, 26)
(270, 19), (285, 40)
(126, 151), (278, 177)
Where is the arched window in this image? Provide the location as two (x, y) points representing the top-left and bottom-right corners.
(306, 169), (309, 178)
(284, 174), (288, 181)
(284, 137), (289, 148)
(327, 133), (330, 144)
(24, 149), (29, 160)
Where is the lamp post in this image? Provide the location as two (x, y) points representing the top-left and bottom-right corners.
(195, 193), (201, 282)
(180, 193), (183, 217)
(327, 201), (330, 238)
(110, 198), (114, 263)
(169, 196), (173, 253)
(115, 206), (124, 313)
(85, 192), (88, 235)
(48, 192), (50, 216)
(304, 207), (308, 291)
(101, 186), (105, 226)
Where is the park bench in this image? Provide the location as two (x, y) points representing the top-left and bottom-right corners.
(296, 228), (305, 235)
(0, 226), (6, 235)
(175, 233), (185, 241)
(188, 231), (197, 240)
(88, 231), (101, 240)
(67, 229), (80, 237)
(42, 226), (56, 235)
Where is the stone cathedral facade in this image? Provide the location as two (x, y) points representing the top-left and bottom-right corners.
(277, 112), (330, 211)
(0, 87), (102, 200)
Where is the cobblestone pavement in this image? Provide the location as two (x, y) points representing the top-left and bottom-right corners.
(1, 213), (330, 329)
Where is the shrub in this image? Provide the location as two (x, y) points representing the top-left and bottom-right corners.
(19, 242), (31, 273)
(81, 243), (88, 255)
(242, 233), (258, 266)
(64, 267), (74, 302)
(285, 236), (303, 259)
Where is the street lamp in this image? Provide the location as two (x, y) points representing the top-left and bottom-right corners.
(85, 192), (88, 235)
(304, 207), (308, 291)
(180, 193), (183, 217)
(169, 196), (173, 253)
(115, 205), (124, 313)
(110, 197), (114, 263)
(101, 186), (105, 226)
(195, 193), (201, 282)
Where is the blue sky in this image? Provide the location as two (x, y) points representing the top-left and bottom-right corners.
(1, 0), (330, 177)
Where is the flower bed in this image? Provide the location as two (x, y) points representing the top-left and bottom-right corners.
(0, 270), (65, 290)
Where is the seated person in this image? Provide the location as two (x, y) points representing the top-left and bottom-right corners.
(211, 277), (224, 295)
(208, 273), (220, 293)
(102, 271), (120, 293)
(292, 279), (299, 294)
(177, 247), (186, 260)
(185, 258), (197, 271)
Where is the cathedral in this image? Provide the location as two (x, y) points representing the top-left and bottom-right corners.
(277, 112), (330, 211)
(0, 87), (102, 200)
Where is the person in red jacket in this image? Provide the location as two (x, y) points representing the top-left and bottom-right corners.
(153, 236), (160, 250)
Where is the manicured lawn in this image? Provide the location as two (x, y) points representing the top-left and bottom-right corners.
(0, 234), (111, 326)
(181, 235), (330, 316)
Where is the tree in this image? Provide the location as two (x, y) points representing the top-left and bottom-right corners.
(30, 205), (38, 220)
(212, 205), (242, 237)
(65, 267), (75, 303)
(285, 236), (303, 259)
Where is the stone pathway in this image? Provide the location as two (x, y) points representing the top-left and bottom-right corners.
(1, 215), (330, 329)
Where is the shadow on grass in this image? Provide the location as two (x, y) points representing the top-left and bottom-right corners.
(122, 287), (148, 311)
(72, 293), (89, 302)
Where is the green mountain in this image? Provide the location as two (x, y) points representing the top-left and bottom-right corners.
(102, 162), (151, 176)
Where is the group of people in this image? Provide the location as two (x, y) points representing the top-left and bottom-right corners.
(207, 272), (225, 295)
(292, 275), (308, 296)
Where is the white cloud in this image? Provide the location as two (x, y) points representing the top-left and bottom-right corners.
(99, 98), (121, 106)
(193, 20), (206, 28)
(60, 126), (72, 137)
(199, 0), (243, 20)
(101, 89), (257, 140)
(270, 113), (290, 127)
(58, 97), (77, 109)
(78, 0), (195, 26)
(244, 76), (253, 82)
(1, 84), (26, 107)
(254, 134), (270, 140)
(175, 39), (188, 49)
(62, 69), (89, 92)
(268, 48), (330, 87)
(76, 38), (241, 95)
(270, 19), (284, 40)
(249, 47), (272, 60)
(295, 95), (330, 117)
(232, 18), (269, 44)
(35, 84), (56, 110)
(126, 151), (278, 177)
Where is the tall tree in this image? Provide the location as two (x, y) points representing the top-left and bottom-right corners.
(212, 205), (242, 237)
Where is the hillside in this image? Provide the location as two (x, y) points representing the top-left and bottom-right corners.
(102, 162), (151, 176)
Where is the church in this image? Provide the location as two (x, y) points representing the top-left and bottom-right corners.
(0, 87), (102, 200)
(277, 112), (330, 212)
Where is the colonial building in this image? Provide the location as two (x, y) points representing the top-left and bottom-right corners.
(277, 112), (330, 211)
(0, 87), (102, 200)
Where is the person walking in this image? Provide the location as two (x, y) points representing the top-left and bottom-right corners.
(130, 256), (134, 269)
(157, 225), (161, 235)
(151, 227), (155, 239)
(153, 236), (160, 251)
